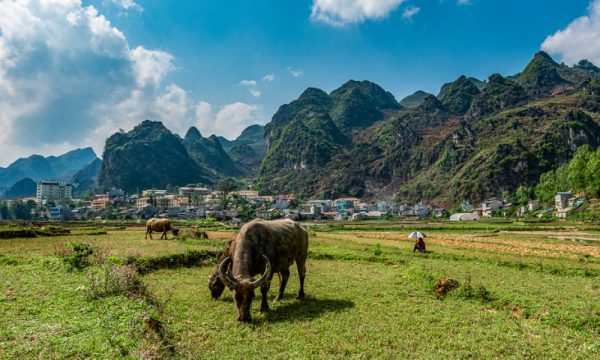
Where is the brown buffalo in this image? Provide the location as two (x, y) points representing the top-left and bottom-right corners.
(145, 218), (179, 240)
(218, 218), (308, 322)
(209, 239), (284, 300)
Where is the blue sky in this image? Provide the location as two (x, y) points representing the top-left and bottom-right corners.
(0, 0), (597, 165)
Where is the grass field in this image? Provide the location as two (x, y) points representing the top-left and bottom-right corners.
(1, 220), (599, 358)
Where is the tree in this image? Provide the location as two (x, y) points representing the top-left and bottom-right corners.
(567, 145), (593, 193)
(515, 186), (533, 205)
(11, 200), (35, 220)
(586, 149), (600, 197)
(217, 178), (239, 195)
(535, 164), (569, 205)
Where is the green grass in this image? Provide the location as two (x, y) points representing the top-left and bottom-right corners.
(0, 223), (599, 358)
(0, 257), (164, 358)
(145, 259), (599, 358)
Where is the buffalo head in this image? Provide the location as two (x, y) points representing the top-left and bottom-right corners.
(207, 273), (225, 300)
(218, 255), (271, 322)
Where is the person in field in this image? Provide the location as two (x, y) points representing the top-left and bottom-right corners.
(413, 237), (426, 253)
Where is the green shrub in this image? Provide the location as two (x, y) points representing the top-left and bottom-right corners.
(456, 275), (492, 302)
(371, 244), (382, 256)
(57, 242), (95, 271)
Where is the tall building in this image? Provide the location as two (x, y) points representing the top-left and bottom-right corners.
(36, 181), (73, 205)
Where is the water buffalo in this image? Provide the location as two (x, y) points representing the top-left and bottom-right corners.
(145, 218), (179, 240)
(217, 218), (308, 322)
(208, 239), (235, 300)
(209, 239), (286, 300)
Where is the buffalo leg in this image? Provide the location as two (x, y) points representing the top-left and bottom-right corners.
(147, 229), (153, 240)
(275, 268), (290, 301)
(296, 257), (306, 299)
(161, 231), (166, 240)
(259, 273), (275, 313)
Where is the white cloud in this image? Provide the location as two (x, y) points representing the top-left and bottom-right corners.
(311, 0), (406, 26)
(401, 6), (420, 20)
(262, 74), (275, 82)
(542, 0), (600, 65)
(249, 89), (261, 98)
(287, 66), (303, 77)
(111, 0), (143, 12)
(239, 79), (257, 86)
(195, 102), (265, 139)
(0, 0), (181, 165)
(0, 0), (265, 166)
(129, 46), (175, 87)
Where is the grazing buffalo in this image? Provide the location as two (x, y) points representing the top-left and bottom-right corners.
(145, 218), (179, 240)
(208, 239), (235, 300)
(209, 239), (284, 300)
(218, 218), (308, 322)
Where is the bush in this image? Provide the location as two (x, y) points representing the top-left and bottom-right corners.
(57, 242), (95, 271)
(86, 259), (146, 300)
(456, 275), (492, 302)
(371, 244), (382, 256)
(126, 249), (217, 274)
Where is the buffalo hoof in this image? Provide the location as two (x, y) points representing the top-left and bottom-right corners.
(296, 292), (305, 300)
(259, 305), (270, 313)
(275, 294), (284, 301)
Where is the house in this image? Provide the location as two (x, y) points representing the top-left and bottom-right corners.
(91, 195), (110, 209)
(480, 198), (504, 217)
(528, 200), (541, 212)
(179, 187), (210, 197)
(142, 189), (167, 197)
(236, 190), (259, 200)
(432, 208), (449, 218)
(47, 206), (67, 221)
(334, 197), (361, 208)
(413, 203), (430, 218)
(555, 192), (572, 218)
(256, 208), (276, 220)
(449, 213), (480, 221)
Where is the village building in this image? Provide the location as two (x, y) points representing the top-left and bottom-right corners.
(450, 213), (480, 221)
(179, 187), (210, 197)
(36, 181), (72, 205)
(555, 192), (572, 218)
(91, 194), (110, 209)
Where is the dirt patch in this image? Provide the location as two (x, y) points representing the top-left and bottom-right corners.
(433, 278), (460, 299)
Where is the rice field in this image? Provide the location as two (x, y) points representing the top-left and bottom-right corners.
(0, 220), (599, 358)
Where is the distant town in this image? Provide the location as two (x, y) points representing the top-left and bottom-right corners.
(0, 179), (587, 223)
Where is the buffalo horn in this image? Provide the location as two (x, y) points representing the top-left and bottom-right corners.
(217, 257), (239, 289)
(251, 255), (272, 288)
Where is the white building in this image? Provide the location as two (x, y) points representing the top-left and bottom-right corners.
(449, 213), (480, 221)
(36, 181), (72, 205)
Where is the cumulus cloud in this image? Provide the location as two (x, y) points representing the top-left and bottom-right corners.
(542, 0), (600, 65)
(195, 102), (265, 139)
(262, 74), (275, 82)
(0, 0), (264, 166)
(129, 46), (175, 87)
(311, 0), (406, 26)
(401, 6), (420, 20)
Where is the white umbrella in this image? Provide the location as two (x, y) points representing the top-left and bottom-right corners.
(408, 231), (426, 238)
